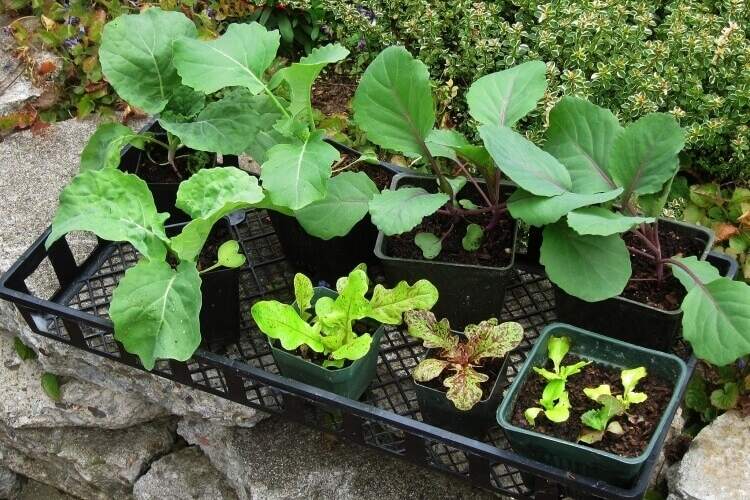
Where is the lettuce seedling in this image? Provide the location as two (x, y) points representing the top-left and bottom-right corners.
(251, 268), (439, 369)
(81, 8), (264, 177)
(524, 336), (589, 425)
(46, 166), (264, 369)
(485, 94), (750, 367)
(352, 47), (548, 259)
(404, 310), (524, 410)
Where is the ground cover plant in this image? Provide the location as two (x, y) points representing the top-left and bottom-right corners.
(45, 166), (263, 369)
(403, 310), (523, 410)
(489, 95), (750, 367)
(252, 266), (438, 368)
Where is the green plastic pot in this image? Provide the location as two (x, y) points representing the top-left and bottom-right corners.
(269, 287), (384, 400)
(497, 323), (688, 488)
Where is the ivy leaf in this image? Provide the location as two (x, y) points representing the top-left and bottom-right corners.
(331, 333), (373, 361)
(100, 8), (197, 114)
(413, 358), (450, 382)
(414, 232), (441, 259)
(368, 279), (439, 325)
(260, 130), (339, 210)
(541, 222), (632, 302)
(80, 123), (140, 171)
(609, 113), (685, 199)
(466, 60), (547, 127)
(425, 129), (469, 160)
(14, 337), (36, 361)
(295, 172), (378, 240)
(404, 310), (457, 350)
(159, 92), (266, 155)
(507, 188), (624, 227)
(216, 240), (246, 269)
(710, 382), (740, 410)
(466, 319), (524, 361)
(444, 365), (489, 411)
(293, 273), (314, 318)
(685, 375), (710, 413)
(352, 46), (434, 158)
(544, 97), (621, 193)
(47, 169), (169, 261)
(369, 187), (449, 236)
(681, 277), (750, 366)
(110, 260), (202, 370)
(41, 373), (61, 402)
(461, 223), (484, 251)
(670, 256), (722, 292)
(566, 207), (655, 236)
(480, 125), (572, 196)
(173, 22), (279, 95)
(252, 300), (325, 353)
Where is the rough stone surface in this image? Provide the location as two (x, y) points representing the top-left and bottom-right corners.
(0, 418), (176, 500)
(0, 465), (22, 499)
(0, 325), (166, 429)
(667, 411), (750, 500)
(648, 408), (685, 490)
(133, 446), (238, 500)
(17, 479), (77, 500)
(179, 417), (496, 500)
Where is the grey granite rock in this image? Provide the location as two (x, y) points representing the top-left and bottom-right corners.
(17, 478), (76, 500)
(133, 446), (238, 500)
(0, 465), (21, 499)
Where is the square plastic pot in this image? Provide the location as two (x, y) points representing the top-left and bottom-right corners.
(497, 323), (689, 488)
(269, 287), (384, 400)
(374, 173), (519, 330)
(554, 219), (714, 352)
(414, 332), (511, 438)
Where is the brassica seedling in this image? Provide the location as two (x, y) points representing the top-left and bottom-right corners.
(252, 267), (438, 368)
(404, 310), (523, 410)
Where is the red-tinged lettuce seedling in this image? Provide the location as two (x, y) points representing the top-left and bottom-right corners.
(45, 167), (264, 369)
(404, 310), (524, 410)
(487, 94), (750, 367)
(251, 267), (438, 369)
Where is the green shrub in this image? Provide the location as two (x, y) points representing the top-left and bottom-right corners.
(312, 0), (750, 182)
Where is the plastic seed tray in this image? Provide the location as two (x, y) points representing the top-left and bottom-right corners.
(0, 210), (697, 500)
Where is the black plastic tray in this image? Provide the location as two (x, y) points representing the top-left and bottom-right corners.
(0, 207), (718, 500)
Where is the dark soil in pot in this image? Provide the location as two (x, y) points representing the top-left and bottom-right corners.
(510, 354), (673, 457)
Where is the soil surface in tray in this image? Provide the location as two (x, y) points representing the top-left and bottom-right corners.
(197, 223), (233, 271)
(421, 355), (503, 400)
(385, 185), (514, 267)
(312, 72), (356, 116)
(347, 161), (394, 190)
(511, 354), (673, 457)
(127, 143), (216, 183)
(622, 226), (707, 310)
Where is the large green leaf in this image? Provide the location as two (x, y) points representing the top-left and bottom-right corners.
(544, 97), (621, 193)
(670, 256), (722, 292)
(241, 93), (286, 164)
(99, 8), (197, 114)
(80, 123), (140, 171)
(160, 85), (206, 122)
(251, 301), (325, 353)
(609, 113), (685, 199)
(47, 170), (169, 261)
(110, 260), (202, 370)
(352, 46), (435, 158)
(368, 187), (449, 236)
(260, 131), (339, 210)
(368, 280), (439, 325)
(507, 188), (623, 227)
(681, 278), (750, 366)
(331, 333), (373, 361)
(566, 207), (655, 236)
(272, 43), (349, 125)
(425, 129), (469, 160)
(173, 22), (279, 95)
(480, 125), (571, 196)
(294, 172), (378, 239)
(158, 92), (263, 155)
(540, 222), (631, 302)
(466, 60), (547, 127)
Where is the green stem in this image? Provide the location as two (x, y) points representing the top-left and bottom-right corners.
(199, 262), (222, 274)
(262, 86), (292, 120)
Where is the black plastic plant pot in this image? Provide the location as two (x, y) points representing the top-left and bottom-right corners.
(269, 287), (384, 400)
(554, 218), (714, 352)
(414, 333), (510, 438)
(497, 323), (689, 488)
(374, 173), (519, 330)
(119, 121), (239, 223)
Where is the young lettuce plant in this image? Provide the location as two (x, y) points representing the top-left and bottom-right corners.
(579, 367), (648, 443)
(351, 46), (548, 259)
(525, 336), (590, 425)
(251, 268), (438, 368)
(486, 95), (750, 366)
(45, 167), (264, 369)
(403, 310), (524, 410)
(81, 8), (265, 177)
